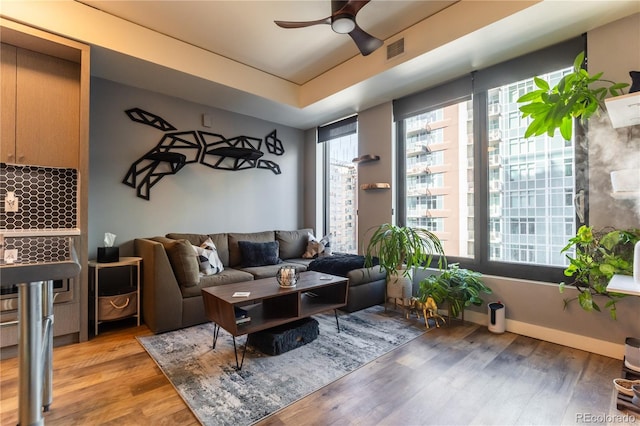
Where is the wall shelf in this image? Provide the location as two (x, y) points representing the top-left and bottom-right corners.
(352, 154), (379, 164)
(606, 274), (640, 296)
(605, 92), (640, 128)
(360, 183), (390, 190)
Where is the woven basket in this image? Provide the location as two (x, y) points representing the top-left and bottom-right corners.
(98, 291), (137, 321)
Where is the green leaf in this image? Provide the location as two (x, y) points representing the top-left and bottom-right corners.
(587, 71), (604, 83)
(578, 291), (593, 311)
(573, 51), (585, 71)
(534, 76), (549, 91)
(524, 118), (545, 138)
(559, 116), (572, 141)
(599, 263), (616, 276)
(517, 90), (544, 103)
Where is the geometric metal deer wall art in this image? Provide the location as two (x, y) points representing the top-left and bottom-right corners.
(122, 108), (285, 200)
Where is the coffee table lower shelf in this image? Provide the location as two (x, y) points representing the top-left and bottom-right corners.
(201, 271), (348, 370)
(212, 308), (341, 370)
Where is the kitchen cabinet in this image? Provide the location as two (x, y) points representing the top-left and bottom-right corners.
(0, 43), (80, 169)
(1, 43), (16, 161)
(0, 18), (90, 349)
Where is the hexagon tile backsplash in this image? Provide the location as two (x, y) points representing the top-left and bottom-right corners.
(0, 163), (78, 231)
(1, 163), (78, 264)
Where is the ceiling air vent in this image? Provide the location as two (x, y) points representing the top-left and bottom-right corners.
(386, 38), (405, 60)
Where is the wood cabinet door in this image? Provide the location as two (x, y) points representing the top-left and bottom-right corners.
(1, 43), (17, 163)
(15, 47), (80, 168)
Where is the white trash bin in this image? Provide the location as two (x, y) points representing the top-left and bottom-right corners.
(488, 301), (505, 334)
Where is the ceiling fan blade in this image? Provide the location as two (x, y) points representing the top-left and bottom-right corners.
(274, 17), (331, 29)
(339, 0), (371, 16)
(348, 25), (383, 56)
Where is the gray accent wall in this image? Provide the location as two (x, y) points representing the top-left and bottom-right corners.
(88, 78), (305, 259)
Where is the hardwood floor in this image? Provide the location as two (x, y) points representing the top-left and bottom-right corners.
(1, 317), (637, 425)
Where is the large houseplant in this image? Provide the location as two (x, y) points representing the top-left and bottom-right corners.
(364, 223), (445, 300)
(517, 51), (629, 140)
(560, 225), (640, 319)
(417, 263), (492, 321)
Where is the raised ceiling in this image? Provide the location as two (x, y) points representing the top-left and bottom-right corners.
(3, 1), (639, 129)
(80, 0), (457, 85)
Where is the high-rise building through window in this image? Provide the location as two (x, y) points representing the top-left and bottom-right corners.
(402, 67), (575, 268)
(327, 136), (358, 253)
(318, 116), (358, 254)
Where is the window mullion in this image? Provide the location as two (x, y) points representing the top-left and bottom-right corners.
(475, 91), (489, 268)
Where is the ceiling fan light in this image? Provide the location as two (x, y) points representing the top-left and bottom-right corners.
(331, 16), (355, 34)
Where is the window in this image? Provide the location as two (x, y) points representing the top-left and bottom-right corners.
(318, 116), (358, 254)
(394, 37), (585, 281)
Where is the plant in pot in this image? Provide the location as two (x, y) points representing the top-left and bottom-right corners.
(559, 225), (640, 319)
(519, 52), (638, 217)
(517, 51), (629, 141)
(364, 223), (445, 304)
(417, 263), (492, 322)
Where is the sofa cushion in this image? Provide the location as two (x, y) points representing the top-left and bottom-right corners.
(238, 240), (282, 267)
(239, 261), (307, 280)
(163, 239), (200, 288)
(228, 231), (275, 267)
(286, 257), (314, 268)
(181, 268), (255, 298)
(166, 232), (230, 266)
(276, 229), (313, 260)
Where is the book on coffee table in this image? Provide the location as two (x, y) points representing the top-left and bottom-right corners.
(235, 306), (251, 324)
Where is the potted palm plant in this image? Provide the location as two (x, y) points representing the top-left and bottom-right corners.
(364, 223), (445, 301)
(560, 225), (640, 319)
(417, 263), (492, 322)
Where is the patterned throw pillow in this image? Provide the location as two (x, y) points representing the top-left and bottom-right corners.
(192, 238), (224, 275)
(303, 232), (332, 258)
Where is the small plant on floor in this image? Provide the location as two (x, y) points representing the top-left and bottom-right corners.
(417, 263), (492, 320)
(560, 225), (640, 319)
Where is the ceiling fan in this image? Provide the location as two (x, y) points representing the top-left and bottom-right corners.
(274, 0), (383, 56)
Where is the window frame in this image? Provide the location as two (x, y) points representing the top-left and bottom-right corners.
(395, 37), (588, 283)
(319, 115), (359, 254)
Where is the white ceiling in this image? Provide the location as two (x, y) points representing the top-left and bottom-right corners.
(80, 0), (456, 85)
(5, 1), (638, 130)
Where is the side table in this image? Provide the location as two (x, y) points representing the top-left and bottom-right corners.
(88, 256), (142, 336)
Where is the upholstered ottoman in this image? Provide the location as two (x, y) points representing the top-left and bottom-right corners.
(250, 317), (319, 355)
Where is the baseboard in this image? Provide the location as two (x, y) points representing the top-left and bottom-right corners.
(462, 310), (625, 360)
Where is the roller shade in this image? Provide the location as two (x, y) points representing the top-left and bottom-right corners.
(473, 37), (584, 93)
(317, 115), (357, 143)
(393, 76), (472, 122)
(392, 36), (584, 121)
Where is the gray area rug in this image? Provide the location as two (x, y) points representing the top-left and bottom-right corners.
(137, 305), (427, 426)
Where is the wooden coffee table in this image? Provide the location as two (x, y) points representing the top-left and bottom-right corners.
(201, 270), (348, 369)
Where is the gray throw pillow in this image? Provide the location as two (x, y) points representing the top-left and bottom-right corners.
(238, 240), (282, 267)
(165, 239), (200, 287)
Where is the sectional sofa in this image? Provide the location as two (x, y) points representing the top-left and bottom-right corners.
(134, 229), (386, 333)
